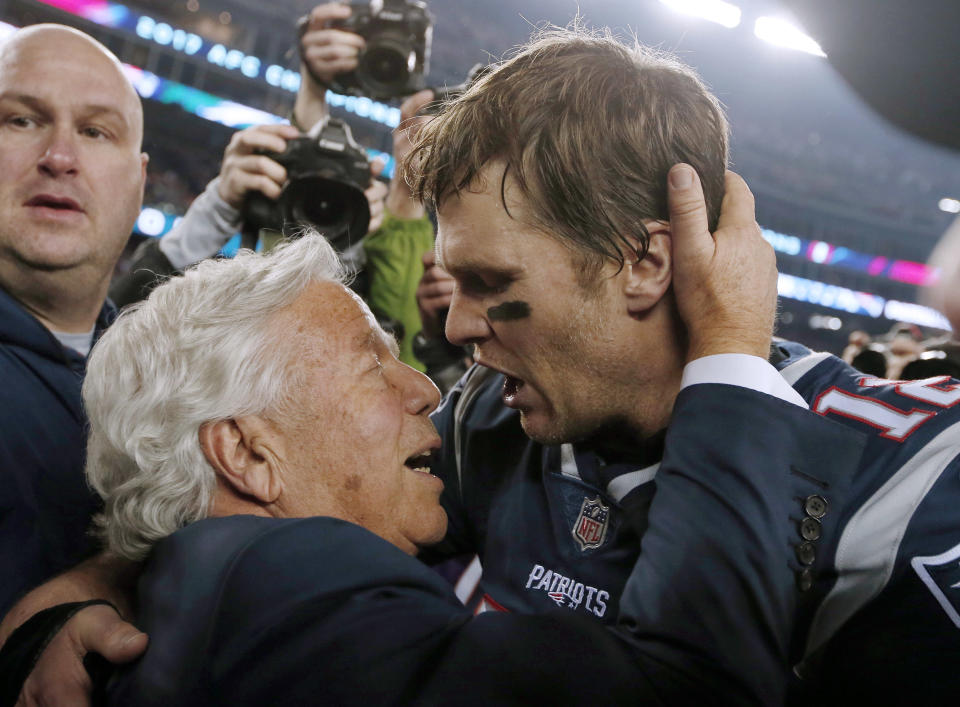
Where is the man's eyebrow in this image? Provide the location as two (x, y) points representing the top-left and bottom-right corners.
(370, 327), (400, 358)
(0, 93), (130, 129)
(442, 258), (520, 279)
(83, 104), (130, 122)
(0, 93), (49, 113)
(350, 328), (374, 352)
(433, 247), (522, 277)
(354, 327), (399, 358)
(385, 332), (400, 358)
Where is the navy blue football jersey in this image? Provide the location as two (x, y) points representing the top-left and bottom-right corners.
(429, 344), (960, 703)
(427, 365), (659, 622)
(775, 340), (960, 703)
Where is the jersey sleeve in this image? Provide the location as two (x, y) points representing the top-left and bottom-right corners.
(786, 366), (960, 703)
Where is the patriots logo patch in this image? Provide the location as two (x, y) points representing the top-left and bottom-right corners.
(572, 496), (610, 551)
(911, 541), (960, 628)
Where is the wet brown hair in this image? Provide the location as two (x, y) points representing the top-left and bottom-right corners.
(404, 26), (730, 277)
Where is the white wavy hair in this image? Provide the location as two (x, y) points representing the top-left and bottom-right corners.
(84, 234), (348, 561)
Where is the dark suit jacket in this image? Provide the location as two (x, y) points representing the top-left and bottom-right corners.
(107, 384), (864, 706)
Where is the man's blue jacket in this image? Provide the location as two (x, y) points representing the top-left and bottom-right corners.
(0, 287), (113, 615)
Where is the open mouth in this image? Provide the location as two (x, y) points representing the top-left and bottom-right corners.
(503, 375), (526, 405)
(404, 451), (435, 475)
(25, 194), (84, 212)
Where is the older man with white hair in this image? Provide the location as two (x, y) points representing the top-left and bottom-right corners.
(85, 234), (446, 564)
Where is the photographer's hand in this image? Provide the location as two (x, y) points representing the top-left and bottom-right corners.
(217, 124), (300, 210)
(295, 3), (365, 129)
(301, 3), (364, 85)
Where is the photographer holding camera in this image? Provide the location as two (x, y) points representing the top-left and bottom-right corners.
(300, 0), (432, 101)
(116, 2), (437, 368)
(293, 1), (439, 369)
(297, 1), (434, 211)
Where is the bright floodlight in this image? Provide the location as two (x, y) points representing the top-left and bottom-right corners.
(658, 0), (742, 29)
(754, 16), (826, 57)
(939, 198), (960, 214)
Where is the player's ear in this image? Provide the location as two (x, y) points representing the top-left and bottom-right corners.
(623, 221), (672, 316)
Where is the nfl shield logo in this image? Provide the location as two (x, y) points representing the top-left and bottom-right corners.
(572, 496), (610, 551)
(912, 541), (960, 628)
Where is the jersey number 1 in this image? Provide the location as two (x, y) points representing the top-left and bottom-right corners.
(814, 376), (960, 441)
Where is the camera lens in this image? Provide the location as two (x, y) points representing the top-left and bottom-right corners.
(356, 30), (415, 97)
(363, 45), (410, 85)
(293, 194), (347, 229)
(280, 176), (371, 252)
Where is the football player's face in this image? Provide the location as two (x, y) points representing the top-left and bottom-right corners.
(437, 163), (639, 444)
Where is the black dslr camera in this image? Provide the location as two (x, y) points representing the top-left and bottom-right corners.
(327, 0), (433, 100)
(241, 118), (370, 253)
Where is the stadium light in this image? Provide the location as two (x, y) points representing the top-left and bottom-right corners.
(754, 16), (826, 57)
(658, 0), (742, 29)
(939, 198), (960, 214)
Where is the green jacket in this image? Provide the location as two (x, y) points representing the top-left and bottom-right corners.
(364, 211), (434, 371)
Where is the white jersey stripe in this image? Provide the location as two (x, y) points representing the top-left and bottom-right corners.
(911, 541), (960, 629)
(779, 351), (832, 387)
(803, 419), (960, 659)
(606, 464), (660, 503)
(559, 443), (581, 480)
(454, 554), (483, 606)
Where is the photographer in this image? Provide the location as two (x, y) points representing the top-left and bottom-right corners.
(300, 0), (431, 101)
(112, 121), (385, 303)
(116, 2), (435, 369)
(300, 2), (437, 369)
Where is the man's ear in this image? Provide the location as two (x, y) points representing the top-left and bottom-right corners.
(138, 152), (149, 195)
(199, 416), (284, 504)
(623, 222), (673, 316)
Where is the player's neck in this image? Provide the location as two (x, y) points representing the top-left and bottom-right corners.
(628, 368), (683, 437)
(621, 305), (687, 436)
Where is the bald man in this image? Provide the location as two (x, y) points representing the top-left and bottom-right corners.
(0, 24), (148, 614)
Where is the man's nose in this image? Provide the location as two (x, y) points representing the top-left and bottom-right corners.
(444, 292), (493, 347)
(404, 365), (442, 416)
(37, 127), (80, 178)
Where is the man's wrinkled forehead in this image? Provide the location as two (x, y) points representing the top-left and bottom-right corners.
(348, 319), (401, 359)
(276, 281), (399, 363)
(0, 24), (143, 134)
(342, 287), (400, 356)
(435, 162), (548, 267)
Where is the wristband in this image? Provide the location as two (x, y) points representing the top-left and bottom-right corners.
(0, 599), (119, 707)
